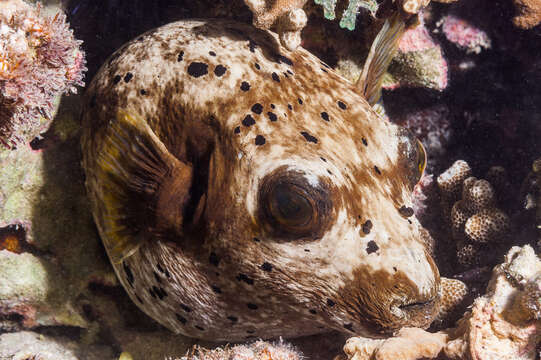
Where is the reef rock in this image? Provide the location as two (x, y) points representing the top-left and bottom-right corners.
(182, 340), (303, 360)
(341, 245), (541, 360)
(512, 0), (541, 29)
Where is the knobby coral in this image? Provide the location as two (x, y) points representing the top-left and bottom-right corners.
(437, 160), (511, 268)
(0, 0), (86, 148)
(512, 0), (541, 29)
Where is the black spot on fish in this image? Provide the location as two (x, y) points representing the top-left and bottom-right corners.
(327, 299), (335, 307)
(344, 323), (354, 331)
(124, 72), (133, 83)
(212, 285), (222, 294)
(298, 98), (303, 105)
(321, 68), (328, 73)
(309, 309), (317, 314)
(362, 220), (373, 234)
(320, 112), (330, 121)
(287, 104), (293, 110)
(209, 51), (216, 56)
(187, 62), (208, 77)
(261, 262), (273, 272)
(246, 329), (255, 334)
(156, 263), (170, 278)
(242, 115), (256, 127)
(254, 63), (261, 70)
(253, 237), (260, 242)
(272, 72), (280, 82)
(176, 313), (187, 324)
(321, 61), (331, 69)
(195, 325), (205, 331)
(149, 288), (156, 299)
(362, 138), (368, 146)
(214, 65), (227, 77)
(320, 157), (327, 162)
(140, 89), (147, 95)
(248, 39), (257, 52)
(251, 103), (263, 114)
(337, 100), (347, 110)
(227, 316), (238, 323)
(374, 166), (381, 175)
(270, 104), (275, 109)
(247, 303), (258, 310)
(255, 135), (266, 146)
(153, 271), (162, 284)
(278, 55), (293, 65)
(236, 273), (254, 285)
(304, 249), (310, 252)
(209, 252), (220, 266)
(152, 286), (167, 300)
(180, 304), (192, 312)
(135, 294), (144, 304)
(234, 126), (240, 134)
(398, 205), (414, 218)
(113, 75), (121, 84)
(267, 112), (277, 122)
(240, 81), (251, 91)
(123, 263), (134, 287)
(177, 51), (184, 62)
(301, 131), (318, 143)
(366, 240), (379, 254)
(287, 69), (293, 75)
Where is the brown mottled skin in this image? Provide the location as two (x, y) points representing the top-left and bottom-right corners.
(81, 19), (440, 341)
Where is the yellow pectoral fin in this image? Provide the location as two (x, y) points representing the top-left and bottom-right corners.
(95, 110), (192, 264)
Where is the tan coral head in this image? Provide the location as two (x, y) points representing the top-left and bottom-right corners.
(81, 19), (440, 340)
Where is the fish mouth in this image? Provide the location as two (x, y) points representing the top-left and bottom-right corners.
(391, 294), (440, 329)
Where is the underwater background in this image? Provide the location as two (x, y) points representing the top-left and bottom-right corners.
(0, 0), (540, 359)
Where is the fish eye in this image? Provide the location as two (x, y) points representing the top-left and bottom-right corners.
(398, 129), (427, 189)
(269, 183), (314, 229)
(258, 169), (332, 240)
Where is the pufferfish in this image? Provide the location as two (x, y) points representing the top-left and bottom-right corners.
(81, 16), (440, 341)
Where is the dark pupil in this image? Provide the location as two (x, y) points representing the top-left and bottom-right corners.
(271, 184), (312, 226)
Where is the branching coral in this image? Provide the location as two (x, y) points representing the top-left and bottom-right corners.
(437, 160), (511, 268)
(244, 0), (308, 50)
(0, 0), (86, 148)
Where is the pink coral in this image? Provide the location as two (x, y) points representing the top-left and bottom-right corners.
(439, 15), (491, 54)
(0, 0), (86, 148)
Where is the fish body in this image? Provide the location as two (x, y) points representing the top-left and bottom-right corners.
(81, 19), (439, 341)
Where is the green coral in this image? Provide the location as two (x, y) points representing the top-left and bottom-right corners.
(314, 0), (378, 30)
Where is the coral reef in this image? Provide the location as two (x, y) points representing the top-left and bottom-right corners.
(341, 245), (541, 360)
(437, 160), (511, 269)
(512, 0), (541, 29)
(437, 15), (491, 54)
(244, 0), (308, 50)
(0, 330), (114, 360)
(0, 0), (86, 148)
(182, 340), (303, 360)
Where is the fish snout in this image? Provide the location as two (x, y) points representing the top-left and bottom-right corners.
(388, 251), (441, 329)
